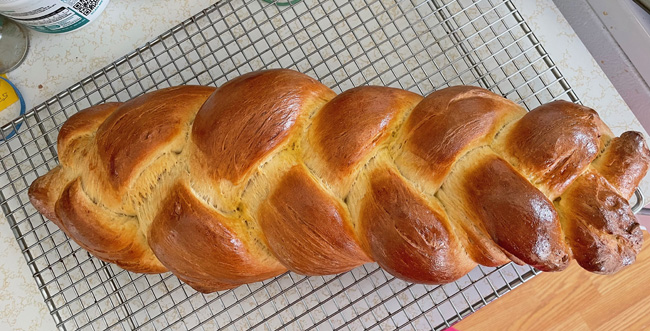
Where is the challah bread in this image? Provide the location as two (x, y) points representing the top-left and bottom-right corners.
(28, 69), (650, 293)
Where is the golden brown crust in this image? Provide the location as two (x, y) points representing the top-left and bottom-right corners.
(499, 100), (606, 198)
(55, 179), (166, 273)
(311, 86), (422, 182)
(557, 170), (643, 274)
(258, 166), (370, 275)
(360, 168), (476, 284)
(592, 131), (650, 199)
(462, 154), (570, 272)
(436, 188), (511, 267)
(96, 86), (215, 191)
(148, 182), (285, 290)
(179, 278), (239, 293)
(28, 166), (69, 226)
(192, 69), (336, 184)
(394, 86), (525, 193)
(27, 69), (650, 292)
(58, 103), (121, 167)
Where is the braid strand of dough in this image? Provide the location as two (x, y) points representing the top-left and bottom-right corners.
(28, 69), (650, 293)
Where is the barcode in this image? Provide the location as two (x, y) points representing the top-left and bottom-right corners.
(73, 0), (99, 16)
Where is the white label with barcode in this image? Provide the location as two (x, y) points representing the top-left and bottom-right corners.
(0, 0), (108, 33)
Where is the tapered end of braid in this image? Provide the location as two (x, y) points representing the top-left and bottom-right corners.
(556, 170), (643, 274)
(593, 131), (650, 200)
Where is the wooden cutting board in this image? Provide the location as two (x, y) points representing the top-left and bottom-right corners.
(455, 232), (650, 330)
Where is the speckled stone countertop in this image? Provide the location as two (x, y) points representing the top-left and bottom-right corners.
(1, 0), (648, 329)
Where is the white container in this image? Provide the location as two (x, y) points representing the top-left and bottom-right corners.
(0, 0), (109, 34)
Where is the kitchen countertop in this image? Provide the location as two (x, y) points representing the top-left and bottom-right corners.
(1, 0), (648, 329)
(456, 231), (650, 330)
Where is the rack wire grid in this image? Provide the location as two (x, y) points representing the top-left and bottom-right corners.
(0, 0), (599, 329)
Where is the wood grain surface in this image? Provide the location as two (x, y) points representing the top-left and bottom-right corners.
(455, 231), (650, 330)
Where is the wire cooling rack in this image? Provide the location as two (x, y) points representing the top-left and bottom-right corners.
(0, 0), (590, 329)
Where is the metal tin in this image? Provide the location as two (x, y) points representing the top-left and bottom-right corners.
(0, 16), (29, 73)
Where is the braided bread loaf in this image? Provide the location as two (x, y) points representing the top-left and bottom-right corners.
(29, 69), (650, 293)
